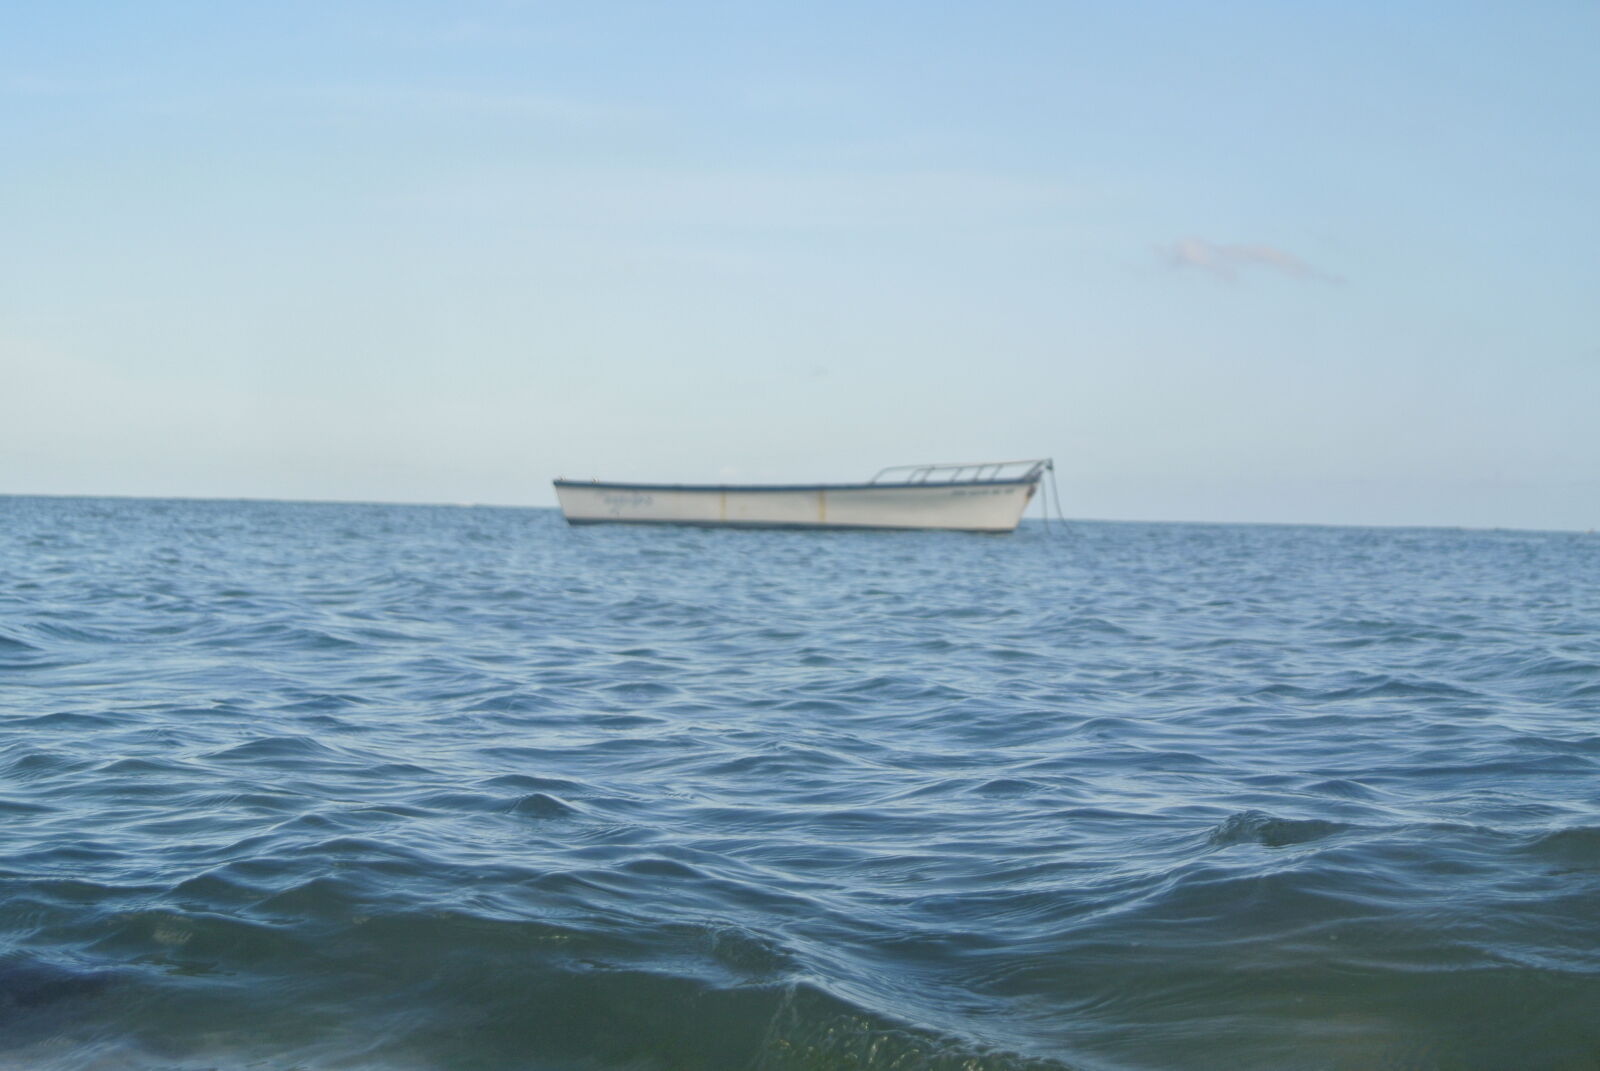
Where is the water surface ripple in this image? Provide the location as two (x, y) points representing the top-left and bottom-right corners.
(2, 497), (1599, 1069)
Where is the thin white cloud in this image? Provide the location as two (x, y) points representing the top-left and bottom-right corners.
(1161, 238), (1337, 282)
(384, 166), (1074, 234)
(290, 85), (648, 127)
(4, 74), (117, 97)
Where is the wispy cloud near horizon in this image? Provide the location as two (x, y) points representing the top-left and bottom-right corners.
(1161, 238), (1338, 283)
(285, 85), (650, 127)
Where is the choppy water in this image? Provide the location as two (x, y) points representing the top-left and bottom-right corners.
(2, 496), (1599, 1070)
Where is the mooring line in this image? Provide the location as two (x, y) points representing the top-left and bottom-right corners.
(1048, 460), (1069, 532)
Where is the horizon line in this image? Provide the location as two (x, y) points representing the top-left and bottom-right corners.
(1, 491), (1591, 537)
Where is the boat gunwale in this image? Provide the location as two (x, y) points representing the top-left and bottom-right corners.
(553, 477), (1041, 493)
(561, 517), (1016, 532)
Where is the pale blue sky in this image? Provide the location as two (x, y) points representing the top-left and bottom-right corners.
(3, 2), (1596, 528)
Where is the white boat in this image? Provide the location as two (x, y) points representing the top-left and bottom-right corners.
(554, 459), (1051, 532)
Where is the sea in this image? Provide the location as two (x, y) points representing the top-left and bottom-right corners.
(2, 495), (1598, 1071)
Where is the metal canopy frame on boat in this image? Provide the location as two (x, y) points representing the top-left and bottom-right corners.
(869, 459), (1052, 486)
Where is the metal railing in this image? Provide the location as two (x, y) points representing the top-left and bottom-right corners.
(869, 458), (1052, 485)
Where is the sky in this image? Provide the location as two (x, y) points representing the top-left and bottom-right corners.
(3, 1), (1596, 529)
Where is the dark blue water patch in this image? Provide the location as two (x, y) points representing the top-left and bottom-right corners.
(1523, 826), (1600, 868)
(1207, 810), (1353, 849)
(2, 496), (1600, 1069)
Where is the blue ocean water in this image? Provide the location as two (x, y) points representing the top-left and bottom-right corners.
(2, 496), (1598, 1070)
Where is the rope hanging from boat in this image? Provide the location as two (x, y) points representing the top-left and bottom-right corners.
(1037, 459), (1069, 540)
(1048, 461), (1069, 532)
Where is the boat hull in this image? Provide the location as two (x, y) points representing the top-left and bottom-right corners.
(553, 480), (1037, 532)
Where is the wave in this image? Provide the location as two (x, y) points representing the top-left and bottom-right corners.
(1208, 810), (1352, 849)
